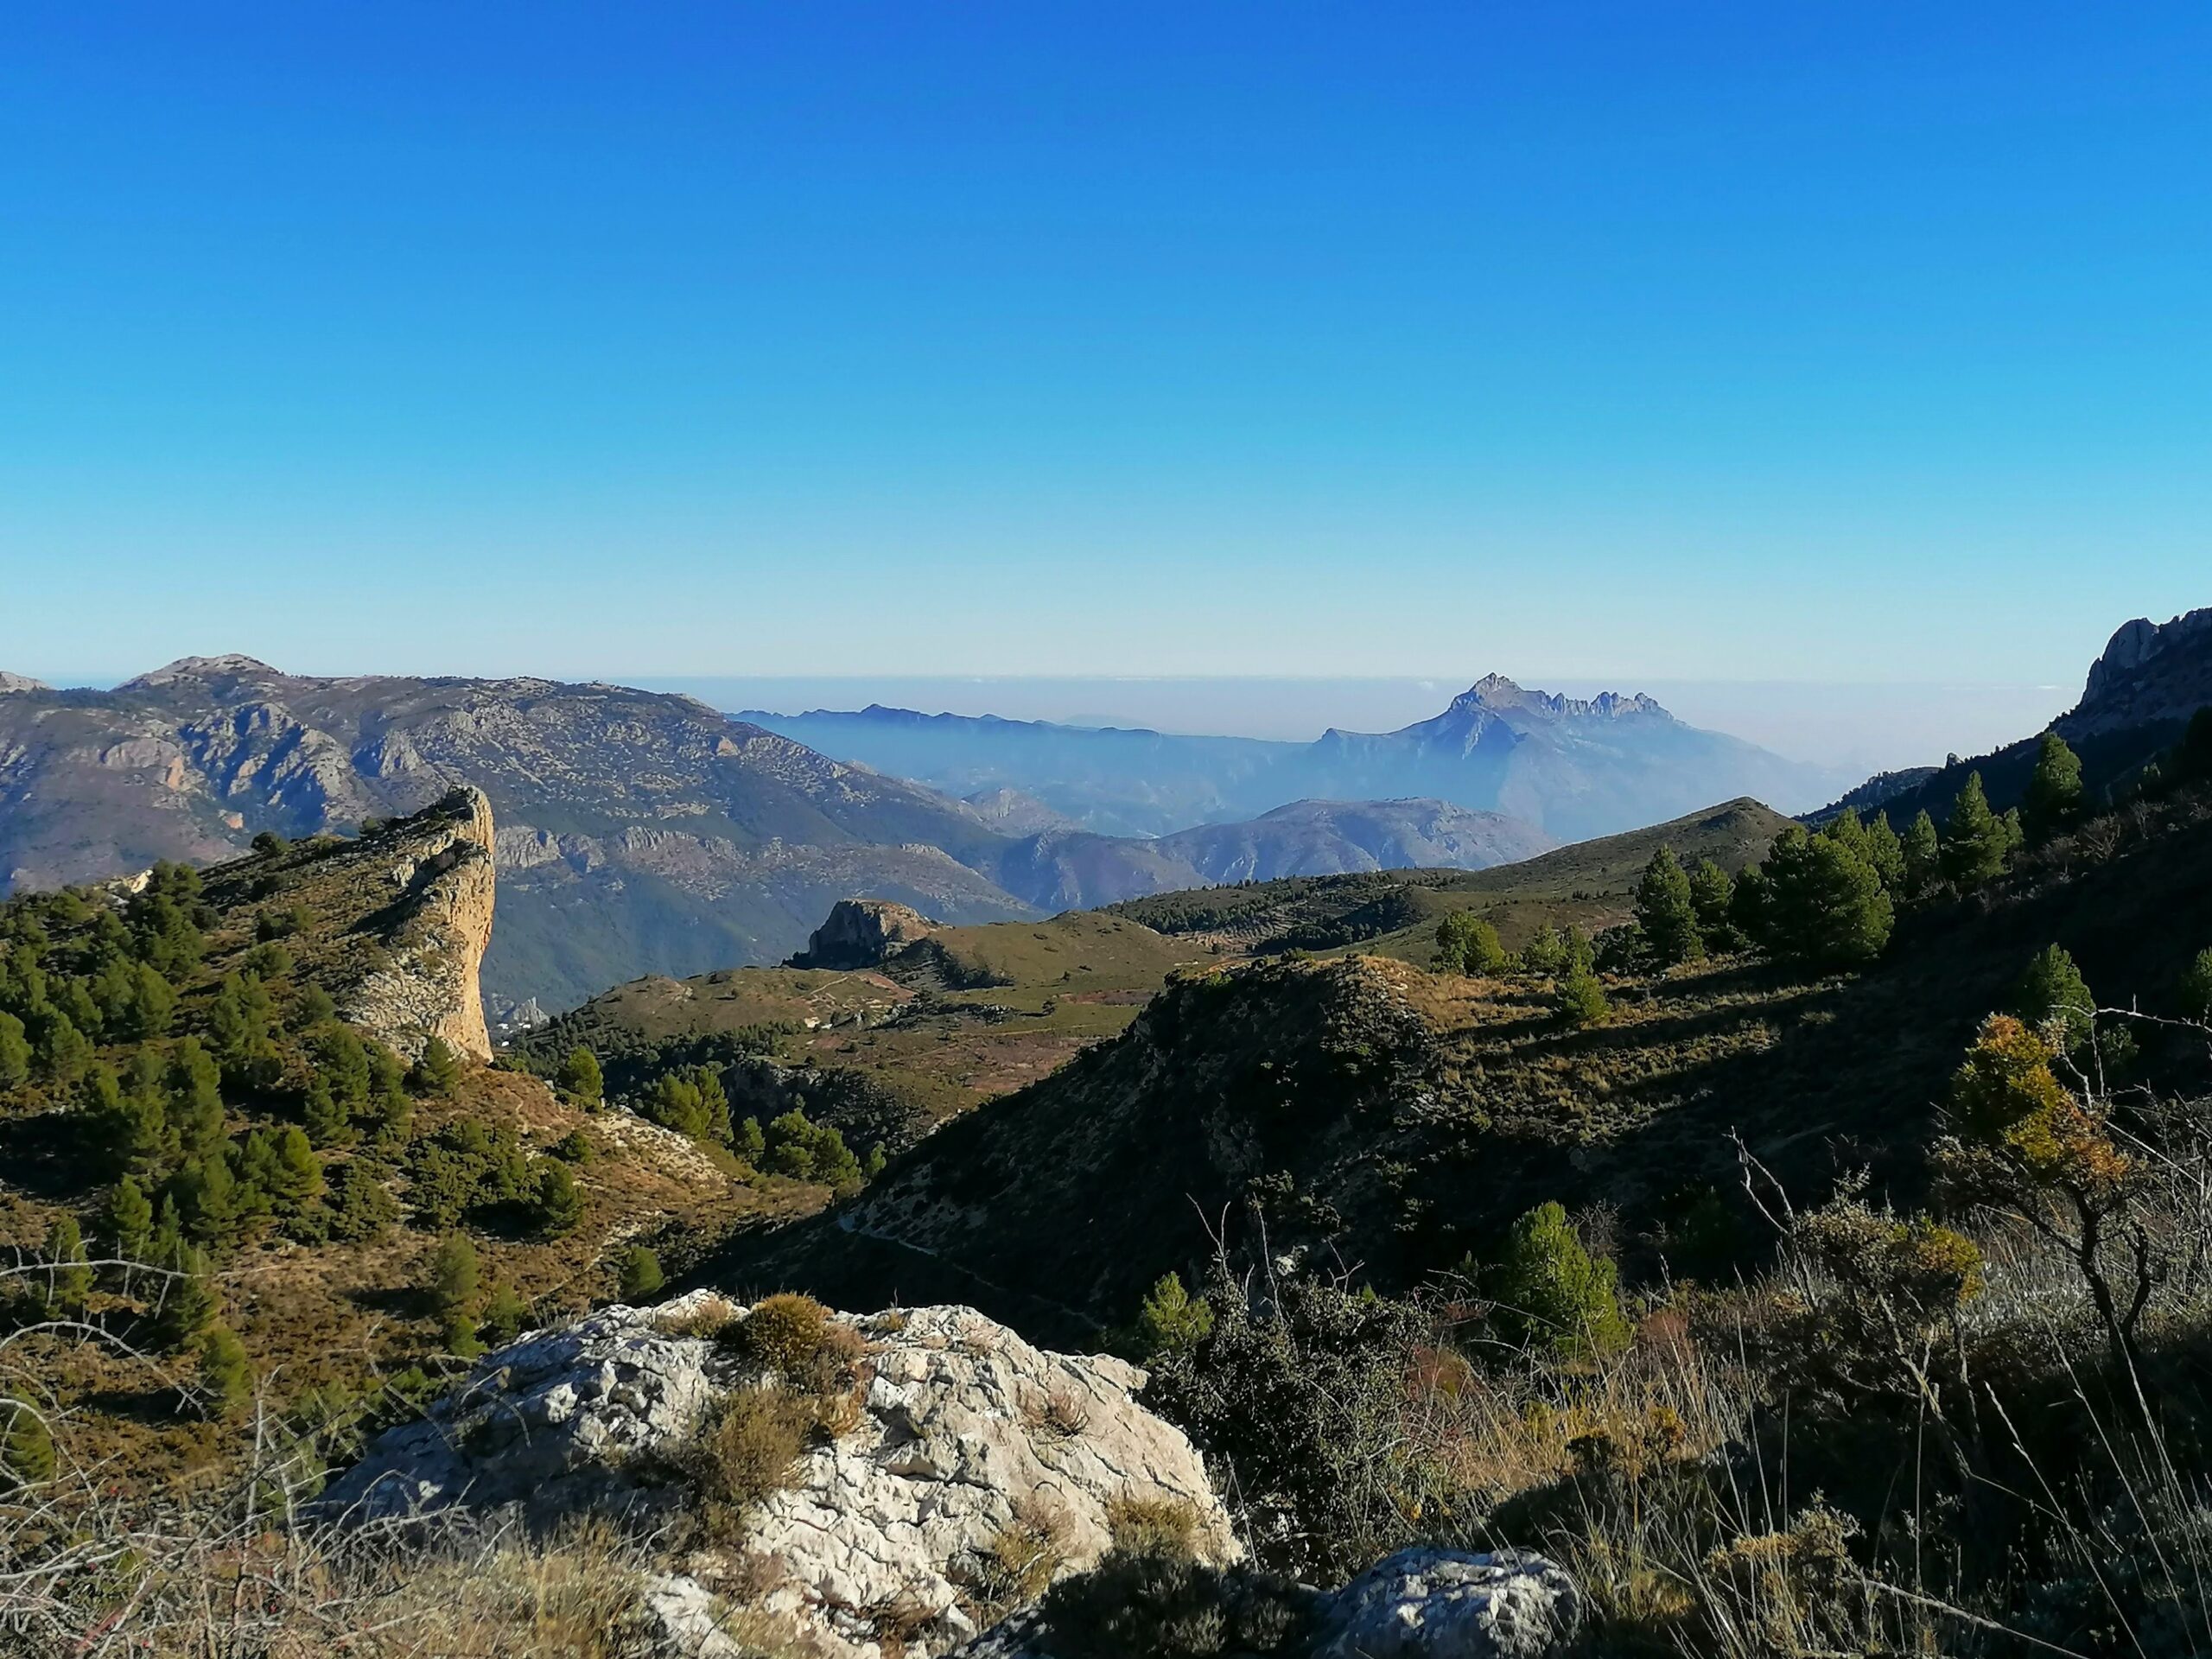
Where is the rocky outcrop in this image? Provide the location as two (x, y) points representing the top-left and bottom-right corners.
(1306, 1548), (1581, 1658)
(2066, 607), (2212, 738)
(791, 898), (942, 969)
(332, 785), (497, 1060)
(0, 671), (48, 695)
(326, 1291), (1237, 1659)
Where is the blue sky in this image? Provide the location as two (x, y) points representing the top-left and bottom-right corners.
(1, 3), (2207, 697)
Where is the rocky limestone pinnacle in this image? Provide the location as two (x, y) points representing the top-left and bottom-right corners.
(329, 784), (497, 1060)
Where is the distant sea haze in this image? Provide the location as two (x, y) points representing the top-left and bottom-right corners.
(639, 675), (2073, 779)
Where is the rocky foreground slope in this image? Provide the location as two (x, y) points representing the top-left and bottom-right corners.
(324, 1290), (1579, 1659)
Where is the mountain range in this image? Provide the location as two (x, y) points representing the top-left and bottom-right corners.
(0, 658), (1560, 1011)
(745, 674), (1850, 842)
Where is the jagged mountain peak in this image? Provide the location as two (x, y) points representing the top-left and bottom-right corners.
(1439, 676), (1670, 724)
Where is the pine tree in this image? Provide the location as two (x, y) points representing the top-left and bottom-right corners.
(1864, 812), (1907, 892)
(313, 1022), (373, 1115)
(2176, 708), (2212, 782)
(156, 1245), (218, 1350)
(1688, 859), (1744, 953)
(0, 1009), (28, 1090)
(2184, 948), (2212, 1022)
(533, 1161), (585, 1236)
(42, 1215), (92, 1318)
(1134, 1271), (1215, 1358)
(166, 1038), (227, 1160)
(735, 1116), (766, 1166)
(2023, 733), (2086, 842)
(618, 1245), (664, 1300)
(1489, 1201), (1631, 1359)
(1754, 827), (1893, 967)
(480, 1281), (529, 1344)
(268, 1125), (324, 1214)
(0, 1405), (55, 1491)
(556, 1046), (603, 1108)
(1901, 809), (1942, 898)
(1941, 773), (2009, 889)
(36, 1012), (91, 1086)
(2012, 944), (2096, 1053)
(429, 1236), (480, 1321)
(171, 1152), (238, 1244)
(1557, 963), (1611, 1028)
(1633, 847), (1704, 969)
(194, 1324), (252, 1418)
(302, 1077), (354, 1148)
(106, 1176), (154, 1260)
(1434, 911), (1507, 976)
(411, 1036), (463, 1098)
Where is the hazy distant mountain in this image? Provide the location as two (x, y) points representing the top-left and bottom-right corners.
(995, 798), (1555, 911)
(749, 676), (1847, 842)
(740, 704), (1285, 837)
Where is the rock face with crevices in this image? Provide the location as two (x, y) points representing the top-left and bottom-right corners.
(325, 1291), (1237, 1659)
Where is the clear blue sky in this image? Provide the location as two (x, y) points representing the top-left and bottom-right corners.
(2, 3), (2206, 690)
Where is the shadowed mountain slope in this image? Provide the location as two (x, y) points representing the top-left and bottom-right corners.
(712, 787), (2212, 1345)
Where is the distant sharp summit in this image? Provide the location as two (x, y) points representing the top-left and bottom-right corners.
(752, 677), (1844, 843)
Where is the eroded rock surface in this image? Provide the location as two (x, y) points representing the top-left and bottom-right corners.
(327, 1291), (1236, 1658)
(791, 898), (943, 969)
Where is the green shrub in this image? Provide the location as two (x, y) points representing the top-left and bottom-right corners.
(1134, 1272), (1215, 1359)
(1434, 911), (1507, 976)
(325, 1160), (398, 1243)
(556, 1046), (603, 1107)
(618, 1245), (664, 1300)
(1488, 1200), (1631, 1359)
(0, 1404), (55, 1491)
(480, 1281), (530, 1345)
(1556, 963), (1611, 1028)
(2181, 947), (2212, 1022)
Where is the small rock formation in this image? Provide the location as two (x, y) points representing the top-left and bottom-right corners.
(0, 671), (49, 695)
(1305, 1548), (1582, 1658)
(307, 785), (495, 1060)
(791, 897), (942, 969)
(325, 1291), (1237, 1658)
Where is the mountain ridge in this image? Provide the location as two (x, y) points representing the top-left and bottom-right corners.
(748, 676), (1844, 842)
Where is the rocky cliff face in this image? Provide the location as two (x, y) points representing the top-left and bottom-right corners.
(2066, 607), (2212, 739)
(189, 785), (498, 1061)
(327, 1291), (1238, 1659)
(334, 785), (498, 1060)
